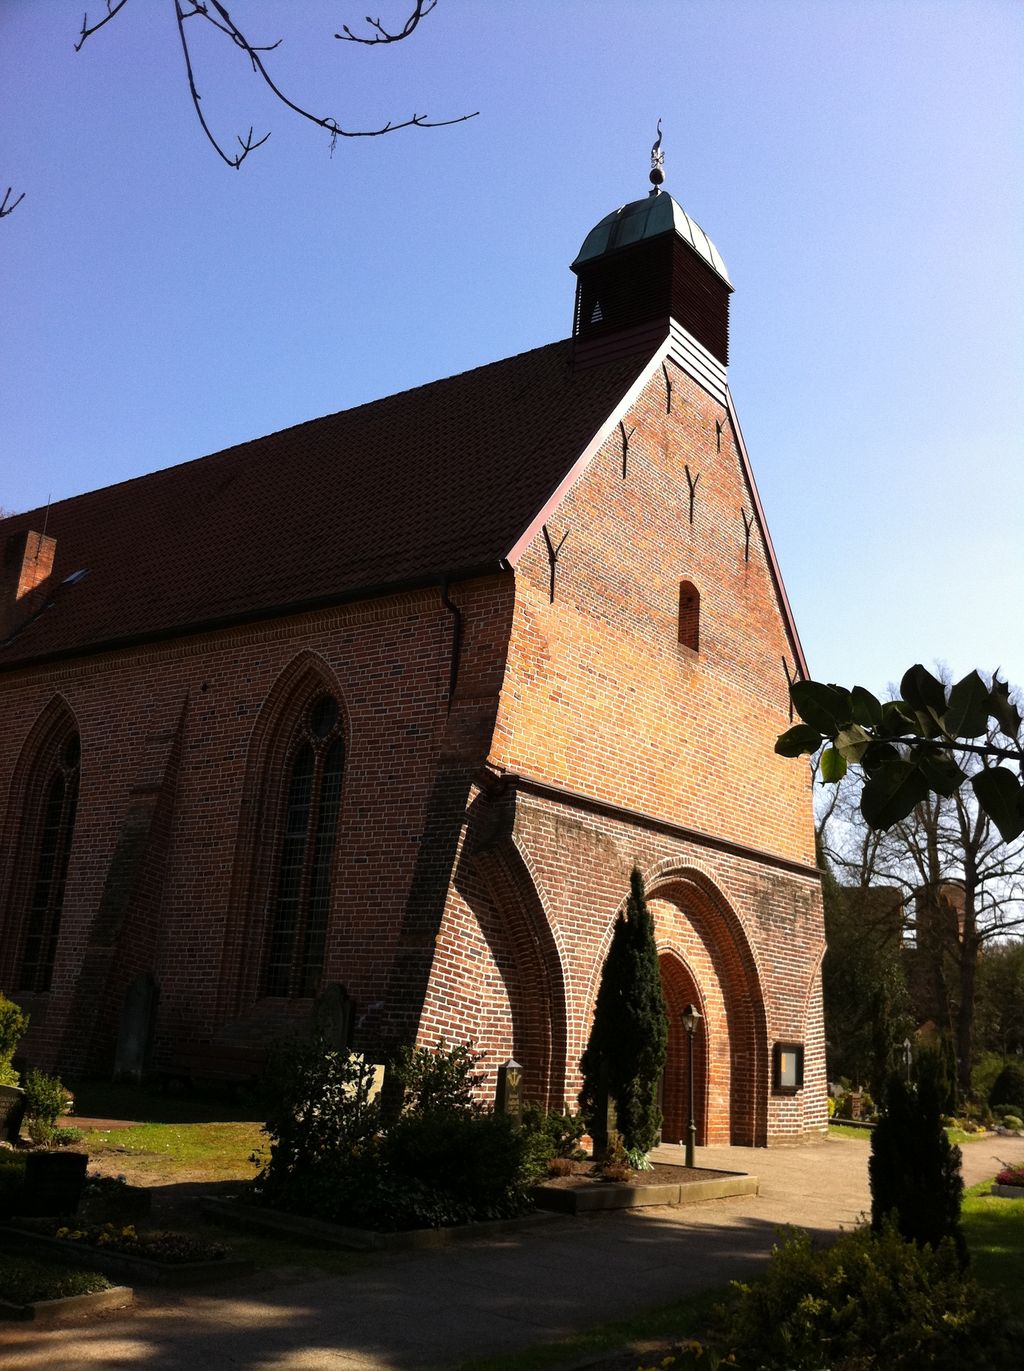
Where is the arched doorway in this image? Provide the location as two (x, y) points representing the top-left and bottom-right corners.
(658, 952), (707, 1145)
(649, 874), (768, 1147)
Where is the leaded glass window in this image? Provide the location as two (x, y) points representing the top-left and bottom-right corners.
(18, 731), (80, 993)
(263, 695), (344, 997)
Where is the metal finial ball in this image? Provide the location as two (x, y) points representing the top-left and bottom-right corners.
(650, 164), (665, 188)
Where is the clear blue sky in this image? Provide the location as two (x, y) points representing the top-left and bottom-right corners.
(2, 0), (1021, 699)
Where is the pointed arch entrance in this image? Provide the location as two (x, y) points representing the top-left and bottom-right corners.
(649, 870), (768, 1147)
(658, 952), (707, 1146)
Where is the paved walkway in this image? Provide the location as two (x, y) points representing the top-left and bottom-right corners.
(3, 1134), (1022, 1371)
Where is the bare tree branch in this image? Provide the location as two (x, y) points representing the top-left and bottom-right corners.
(337, 0), (436, 44)
(74, 0), (131, 53)
(74, 0), (477, 170)
(0, 188), (25, 218)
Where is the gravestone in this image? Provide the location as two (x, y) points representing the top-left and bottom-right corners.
(113, 972), (159, 1080)
(314, 983), (354, 1050)
(496, 1058), (523, 1125)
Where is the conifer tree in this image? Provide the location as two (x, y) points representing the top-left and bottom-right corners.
(578, 868), (669, 1155)
(869, 1049), (966, 1265)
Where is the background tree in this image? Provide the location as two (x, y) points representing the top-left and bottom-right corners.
(974, 939), (1024, 1060)
(784, 665), (1024, 1099)
(819, 852), (913, 1092)
(578, 868), (668, 1158)
(70, 1), (475, 170)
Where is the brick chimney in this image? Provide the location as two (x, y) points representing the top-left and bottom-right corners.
(1, 529), (57, 640)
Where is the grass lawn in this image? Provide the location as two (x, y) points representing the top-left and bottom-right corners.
(80, 1119), (265, 1181)
(963, 1178), (1024, 1295)
(828, 1122), (988, 1146)
(70, 1105), (367, 1277)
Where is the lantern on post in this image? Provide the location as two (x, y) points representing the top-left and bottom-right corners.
(681, 1003), (702, 1168)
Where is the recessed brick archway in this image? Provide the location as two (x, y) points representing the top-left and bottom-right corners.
(658, 952), (708, 1146)
(649, 873), (768, 1146)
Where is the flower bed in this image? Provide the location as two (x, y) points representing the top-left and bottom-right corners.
(0, 1220), (253, 1286)
(0, 1252), (131, 1322)
(992, 1163), (1024, 1197)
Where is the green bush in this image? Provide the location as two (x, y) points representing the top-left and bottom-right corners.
(0, 992), (29, 1088)
(989, 1062), (1024, 1110)
(714, 1221), (1010, 1369)
(519, 1103), (586, 1180)
(383, 1109), (528, 1221)
(23, 1069), (71, 1126)
(253, 1038), (535, 1232)
(1002, 1115), (1023, 1131)
(251, 1036), (382, 1215)
(26, 1120), (84, 1147)
(391, 1039), (483, 1116)
(870, 1054), (965, 1263)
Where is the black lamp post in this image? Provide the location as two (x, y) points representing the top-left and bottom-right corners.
(681, 1003), (702, 1168)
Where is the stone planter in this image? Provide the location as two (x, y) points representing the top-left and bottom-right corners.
(21, 1151), (89, 1217)
(0, 1086), (25, 1144)
(0, 1284), (133, 1323)
(991, 1182), (1024, 1199)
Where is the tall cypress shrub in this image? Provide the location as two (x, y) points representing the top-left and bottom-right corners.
(869, 1049), (966, 1265)
(578, 868), (668, 1155)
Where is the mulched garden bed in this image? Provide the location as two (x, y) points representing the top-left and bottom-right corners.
(533, 1160), (758, 1214)
(0, 1220), (253, 1287)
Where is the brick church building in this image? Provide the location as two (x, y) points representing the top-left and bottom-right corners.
(0, 158), (827, 1145)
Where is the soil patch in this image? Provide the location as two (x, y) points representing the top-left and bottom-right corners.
(541, 1162), (734, 1189)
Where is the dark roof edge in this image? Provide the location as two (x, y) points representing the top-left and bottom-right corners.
(726, 388), (810, 682)
(0, 563), (510, 675)
(499, 767), (822, 882)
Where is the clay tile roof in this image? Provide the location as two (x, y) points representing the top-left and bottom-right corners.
(0, 339), (653, 669)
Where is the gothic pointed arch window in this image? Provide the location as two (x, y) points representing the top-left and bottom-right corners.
(16, 723), (81, 993)
(263, 692), (345, 998)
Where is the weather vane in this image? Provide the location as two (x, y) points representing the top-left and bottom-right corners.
(649, 119), (665, 194)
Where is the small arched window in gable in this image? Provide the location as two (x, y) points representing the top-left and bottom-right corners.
(18, 729), (81, 993)
(678, 581), (700, 653)
(263, 693), (345, 998)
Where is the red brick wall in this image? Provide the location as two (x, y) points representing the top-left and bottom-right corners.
(0, 577), (514, 1075)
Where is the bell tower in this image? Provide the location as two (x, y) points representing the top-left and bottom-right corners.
(570, 125), (733, 393)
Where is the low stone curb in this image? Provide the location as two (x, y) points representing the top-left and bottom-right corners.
(0, 1284), (134, 1323)
(0, 1226), (254, 1286)
(991, 1183), (1024, 1199)
(202, 1197), (564, 1251)
(532, 1169), (758, 1215)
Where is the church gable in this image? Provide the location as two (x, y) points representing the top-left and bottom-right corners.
(492, 356), (814, 868)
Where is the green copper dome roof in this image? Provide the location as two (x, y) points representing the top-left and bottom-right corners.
(572, 191), (731, 288)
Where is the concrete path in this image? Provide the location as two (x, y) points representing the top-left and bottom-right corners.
(2, 1134), (1021, 1371)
